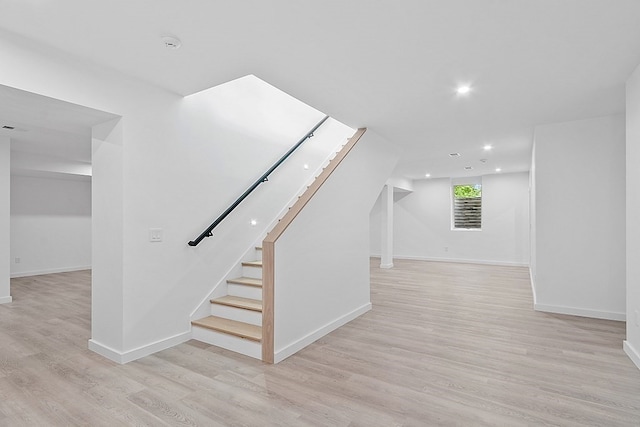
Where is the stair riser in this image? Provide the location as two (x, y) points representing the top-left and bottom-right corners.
(210, 304), (262, 326)
(242, 265), (262, 279)
(192, 326), (261, 360)
(227, 283), (262, 300)
(255, 248), (262, 262)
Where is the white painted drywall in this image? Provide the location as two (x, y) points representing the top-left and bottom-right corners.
(626, 65), (640, 369)
(529, 143), (537, 303)
(0, 36), (180, 356)
(125, 77), (353, 355)
(274, 129), (399, 362)
(10, 175), (91, 277)
(380, 184), (394, 268)
(533, 115), (625, 321)
(90, 117), (125, 354)
(11, 152), (91, 179)
(0, 136), (10, 303)
(387, 176), (413, 192)
(0, 35), (355, 361)
(371, 172), (530, 266)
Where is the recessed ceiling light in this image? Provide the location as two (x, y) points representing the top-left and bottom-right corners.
(161, 35), (182, 49)
(449, 153), (461, 157)
(425, 173), (431, 178)
(464, 166), (473, 170)
(495, 168), (502, 172)
(456, 85), (472, 95)
(483, 144), (492, 151)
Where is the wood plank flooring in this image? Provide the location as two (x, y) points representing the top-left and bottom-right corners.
(1, 260), (640, 426)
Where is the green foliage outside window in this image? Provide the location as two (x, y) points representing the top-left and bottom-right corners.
(454, 184), (482, 199)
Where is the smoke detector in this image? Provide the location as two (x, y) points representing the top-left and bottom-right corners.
(161, 35), (182, 50)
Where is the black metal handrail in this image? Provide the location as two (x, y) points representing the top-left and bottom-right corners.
(188, 115), (330, 246)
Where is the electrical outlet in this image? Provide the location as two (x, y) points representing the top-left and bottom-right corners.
(14, 257), (20, 264)
(149, 228), (163, 242)
(444, 247), (449, 252)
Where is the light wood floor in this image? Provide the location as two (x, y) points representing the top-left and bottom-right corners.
(2, 260), (640, 426)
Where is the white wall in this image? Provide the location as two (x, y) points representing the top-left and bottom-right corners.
(529, 143), (537, 303)
(625, 65), (640, 369)
(0, 35), (355, 362)
(121, 76), (352, 360)
(274, 130), (399, 362)
(0, 136), (10, 303)
(371, 172), (530, 266)
(91, 117), (124, 355)
(532, 114), (626, 321)
(10, 175), (91, 277)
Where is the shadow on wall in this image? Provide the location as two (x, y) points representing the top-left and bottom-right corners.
(10, 175), (91, 216)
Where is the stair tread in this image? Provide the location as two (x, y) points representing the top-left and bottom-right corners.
(212, 295), (262, 312)
(227, 277), (262, 287)
(242, 260), (262, 267)
(191, 316), (261, 341)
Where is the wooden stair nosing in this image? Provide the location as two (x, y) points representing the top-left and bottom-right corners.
(226, 277), (262, 287)
(242, 260), (262, 267)
(211, 295), (262, 312)
(191, 316), (261, 342)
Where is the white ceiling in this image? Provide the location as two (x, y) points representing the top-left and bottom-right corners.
(1, 0), (640, 180)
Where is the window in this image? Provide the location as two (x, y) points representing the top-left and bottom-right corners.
(453, 183), (482, 229)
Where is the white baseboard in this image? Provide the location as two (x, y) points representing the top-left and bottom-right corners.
(0, 296), (12, 304)
(11, 265), (91, 278)
(624, 341), (640, 371)
(88, 340), (123, 363)
(372, 254), (528, 268)
(88, 330), (191, 364)
(274, 302), (371, 364)
(534, 303), (626, 321)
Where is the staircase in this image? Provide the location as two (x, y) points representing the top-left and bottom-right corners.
(189, 128), (369, 362)
(191, 247), (264, 359)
